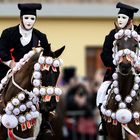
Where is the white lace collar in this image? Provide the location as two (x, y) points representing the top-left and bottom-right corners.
(19, 25), (33, 46)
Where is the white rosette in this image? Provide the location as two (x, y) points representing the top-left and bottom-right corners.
(105, 109), (112, 117)
(34, 63), (41, 71)
(1, 77), (8, 85)
(130, 90), (136, 97)
(33, 71), (41, 79)
(112, 73), (118, 80)
(26, 101), (33, 108)
(114, 33), (119, 39)
(115, 94), (121, 102)
(118, 29), (124, 37)
(119, 102), (126, 109)
(53, 59), (60, 67)
(38, 56), (45, 64)
(32, 79), (41, 87)
(2, 114), (18, 128)
(111, 113), (116, 120)
(131, 30), (138, 38)
(116, 109), (132, 124)
(6, 102), (14, 111)
(19, 115), (26, 124)
(124, 29), (131, 37)
(45, 57), (53, 65)
(125, 96), (132, 103)
(47, 87), (54, 95)
(33, 88), (40, 96)
(19, 104), (27, 112)
(54, 87), (62, 96)
(31, 105), (37, 112)
(5, 108), (12, 115)
(101, 105), (106, 115)
(25, 113), (32, 121)
(39, 87), (46, 96)
(113, 88), (119, 94)
(13, 108), (20, 116)
(133, 112), (140, 119)
(18, 92), (25, 101)
(113, 80), (118, 87)
(11, 98), (20, 106)
(32, 97), (39, 105)
(124, 49), (130, 55)
(133, 84), (139, 90)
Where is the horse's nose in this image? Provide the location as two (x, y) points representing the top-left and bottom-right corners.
(119, 61), (131, 74)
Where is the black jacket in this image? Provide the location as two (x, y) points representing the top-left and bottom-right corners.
(101, 25), (139, 81)
(0, 25), (50, 62)
(0, 25), (50, 80)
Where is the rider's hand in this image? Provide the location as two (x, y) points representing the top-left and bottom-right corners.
(9, 60), (16, 69)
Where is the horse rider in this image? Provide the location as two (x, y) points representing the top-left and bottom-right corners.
(96, 2), (140, 135)
(0, 3), (53, 134)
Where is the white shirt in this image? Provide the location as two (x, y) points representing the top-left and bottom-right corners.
(19, 25), (33, 46)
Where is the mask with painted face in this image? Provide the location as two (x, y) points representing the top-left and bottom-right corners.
(22, 15), (36, 30)
(117, 14), (129, 29)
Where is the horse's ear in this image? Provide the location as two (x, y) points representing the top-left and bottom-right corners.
(114, 22), (119, 32)
(44, 43), (51, 56)
(53, 46), (65, 58)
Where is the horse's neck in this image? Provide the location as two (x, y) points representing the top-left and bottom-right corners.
(118, 72), (134, 99)
(15, 61), (35, 89)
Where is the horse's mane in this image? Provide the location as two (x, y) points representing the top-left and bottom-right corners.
(1, 50), (41, 104)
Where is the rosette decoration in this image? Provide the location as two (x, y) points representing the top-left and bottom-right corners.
(0, 91), (39, 130)
(101, 29), (140, 126)
(32, 54), (63, 102)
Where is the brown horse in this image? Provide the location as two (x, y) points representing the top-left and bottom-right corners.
(0, 45), (65, 140)
(101, 29), (140, 140)
(36, 45), (65, 140)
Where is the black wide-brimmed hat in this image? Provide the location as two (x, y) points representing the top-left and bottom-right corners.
(116, 2), (139, 19)
(18, 3), (42, 16)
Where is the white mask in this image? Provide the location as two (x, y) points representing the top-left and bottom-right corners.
(117, 14), (129, 29)
(22, 15), (36, 30)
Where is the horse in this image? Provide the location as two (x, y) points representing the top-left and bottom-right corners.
(36, 45), (65, 140)
(101, 29), (140, 140)
(0, 45), (65, 140)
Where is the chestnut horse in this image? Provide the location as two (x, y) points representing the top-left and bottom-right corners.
(0, 45), (65, 140)
(101, 29), (140, 140)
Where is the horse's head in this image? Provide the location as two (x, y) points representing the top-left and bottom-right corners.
(41, 44), (65, 87)
(113, 29), (139, 75)
(101, 28), (140, 140)
(32, 45), (65, 115)
(0, 45), (65, 139)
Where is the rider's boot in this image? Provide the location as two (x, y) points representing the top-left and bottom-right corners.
(98, 103), (108, 136)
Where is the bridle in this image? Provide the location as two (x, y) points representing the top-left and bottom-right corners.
(101, 29), (140, 139)
(113, 29), (140, 76)
(0, 47), (63, 139)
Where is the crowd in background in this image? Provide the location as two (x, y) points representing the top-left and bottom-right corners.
(56, 66), (106, 140)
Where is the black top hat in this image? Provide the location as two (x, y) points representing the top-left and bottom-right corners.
(18, 3), (42, 16)
(116, 2), (139, 19)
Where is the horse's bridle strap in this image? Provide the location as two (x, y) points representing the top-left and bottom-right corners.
(8, 129), (36, 140)
(121, 124), (140, 140)
(8, 129), (16, 140)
